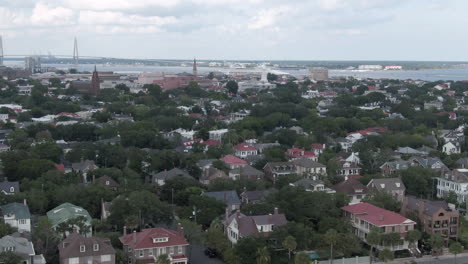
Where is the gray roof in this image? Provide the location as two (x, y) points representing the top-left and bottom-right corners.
(196, 159), (217, 168)
(0, 181), (19, 194)
(380, 160), (410, 170)
(241, 189), (277, 202)
(368, 178), (406, 192)
(151, 168), (193, 182)
(456, 158), (468, 166)
(0, 235), (35, 257)
(396, 147), (427, 155)
(406, 196), (452, 217)
(203, 190), (241, 206)
(293, 158), (326, 168)
(409, 156), (449, 171)
(230, 165), (264, 177)
(71, 160), (96, 171)
(1, 203), (31, 219)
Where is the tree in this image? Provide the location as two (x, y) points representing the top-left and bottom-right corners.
(324, 229), (338, 264)
(33, 217), (61, 263)
(226, 80), (239, 95)
(156, 254), (171, 264)
(0, 252), (23, 264)
(179, 219), (202, 261)
(363, 191), (400, 212)
(367, 227), (382, 264)
(256, 246), (271, 264)
(449, 242), (463, 264)
(429, 234), (444, 256)
(406, 230), (421, 249)
(0, 222), (16, 237)
(294, 252), (310, 264)
(282, 235), (297, 260)
(378, 249), (394, 263)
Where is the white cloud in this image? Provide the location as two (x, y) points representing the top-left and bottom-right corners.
(31, 2), (75, 25)
(78, 11), (177, 26)
(63, 0), (180, 10)
(248, 6), (293, 30)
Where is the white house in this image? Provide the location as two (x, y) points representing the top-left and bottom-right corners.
(209, 129), (229, 141)
(443, 142), (461, 155)
(0, 202), (31, 233)
(234, 143), (258, 158)
(436, 169), (468, 203)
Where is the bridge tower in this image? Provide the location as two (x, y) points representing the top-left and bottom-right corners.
(73, 37), (79, 67)
(0, 35), (3, 66)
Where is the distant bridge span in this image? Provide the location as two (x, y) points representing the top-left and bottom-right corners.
(3, 54), (184, 63)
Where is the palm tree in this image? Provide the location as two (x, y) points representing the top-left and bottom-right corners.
(429, 234), (444, 256)
(294, 252), (310, 264)
(256, 246), (271, 264)
(282, 235), (297, 260)
(449, 242), (464, 264)
(367, 227), (382, 264)
(155, 254), (171, 264)
(324, 229), (339, 264)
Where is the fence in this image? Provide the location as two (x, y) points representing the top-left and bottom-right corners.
(316, 256), (370, 264)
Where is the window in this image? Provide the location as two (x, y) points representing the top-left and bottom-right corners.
(139, 250), (144, 258)
(170, 246), (174, 255)
(106, 181), (110, 185)
(178, 246), (183, 254)
(9, 187), (14, 193)
(93, 243), (99, 251)
(148, 249), (153, 257)
(101, 255), (111, 262)
(80, 245), (86, 252)
(128, 247), (132, 252)
(19, 219), (26, 225)
(405, 226), (409, 231)
(69, 258), (79, 264)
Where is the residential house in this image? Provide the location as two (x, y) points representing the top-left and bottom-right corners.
(380, 160), (410, 175)
(342, 203), (416, 251)
(196, 159), (217, 171)
(93, 176), (119, 191)
(442, 142), (461, 155)
(396, 147), (428, 156)
(401, 196), (458, 246)
(0, 235), (46, 264)
(285, 148), (317, 161)
(199, 167), (228, 185)
(290, 177), (335, 193)
(59, 233), (116, 264)
(293, 158), (326, 176)
(151, 168), (193, 186)
(225, 208), (287, 244)
(435, 169), (468, 203)
(311, 143), (325, 156)
(229, 165), (264, 181)
(253, 142), (281, 154)
(208, 129), (229, 141)
(336, 152), (361, 164)
(408, 156), (449, 174)
(120, 226), (189, 264)
(71, 160), (98, 183)
(333, 179), (368, 205)
(456, 158), (468, 169)
(234, 143), (258, 159)
(367, 178), (406, 202)
(47, 203), (92, 237)
(203, 191), (241, 212)
(220, 155), (247, 170)
(336, 161), (362, 178)
(240, 189), (277, 204)
(0, 181), (19, 195)
(424, 101), (443, 110)
(263, 162), (296, 183)
(1, 202), (31, 233)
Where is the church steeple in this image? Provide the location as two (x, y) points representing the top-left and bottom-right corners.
(193, 58), (198, 76)
(91, 65), (100, 96)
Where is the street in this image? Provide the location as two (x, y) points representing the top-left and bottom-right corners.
(189, 245), (225, 264)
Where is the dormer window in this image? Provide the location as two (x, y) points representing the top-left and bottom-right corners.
(93, 243), (99, 251)
(106, 181), (110, 185)
(152, 237), (169, 243)
(80, 245), (86, 252)
(395, 183), (400, 188)
(9, 187), (14, 193)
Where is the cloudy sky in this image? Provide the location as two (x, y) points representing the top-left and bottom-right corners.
(0, 0), (467, 61)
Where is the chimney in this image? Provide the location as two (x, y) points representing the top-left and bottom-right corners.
(274, 207), (279, 215)
(132, 230), (137, 244)
(123, 226), (127, 236)
(178, 223), (184, 236)
(225, 207), (229, 223)
(23, 199), (27, 206)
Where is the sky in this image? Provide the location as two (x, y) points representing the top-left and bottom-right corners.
(0, 0), (467, 61)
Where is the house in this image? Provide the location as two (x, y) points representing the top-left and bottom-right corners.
(151, 168), (193, 186)
(456, 157), (468, 169)
(119, 226), (189, 264)
(408, 156), (449, 173)
(435, 169), (468, 203)
(1, 202), (31, 233)
(401, 196), (458, 246)
(199, 167), (228, 185)
(234, 143), (258, 159)
(47, 203), (92, 237)
(367, 178), (406, 202)
(380, 160), (410, 175)
(396, 147), (428, 156)
(229, 165), (264, 181)
(290, 177), (335, 193)
(59, 233), (116, 264)
(220, 155), (247, 170)
(342, 203), (416, 251)
(442, 142), (461, 155)
(263, 162), (296, 183)
(293, 158), (326, 176)
(203, 191), (241, 212)
(240, 189), (277, 204)
(93, 176), (120, 191)
(71, 160), (98, 183)
(208, 129), (229, 141)
(253, 142), (281, 154)
(0, 235), (46, 264)
(311, 143), (325, 156)
(336, 161), (362, 178)
(332, 178), (368, 205)
(424, 101), (443, 110)
(285, 148), (317, 161)
(196, 159), (217, 170)
(225, 208), (287, 244)
(0, 181), (19, 195)
(336, 152), (361, 164)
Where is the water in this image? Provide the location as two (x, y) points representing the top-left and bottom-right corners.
(5, 60), (468, 81)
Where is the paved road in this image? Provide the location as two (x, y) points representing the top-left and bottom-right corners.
(376, 253), (468, 264)
(189, 245), (225, 264)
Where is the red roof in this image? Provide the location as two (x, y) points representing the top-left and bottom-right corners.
(183, 138), (203, 146)
(119, 228), (188, 250)
(202, 139), (221, 146)
(311, 143), (325, 150)
(55, 164), (65, 172)
(57, 112), (80, 118)
(220, 155), (247, 165)
(342, 203), (415, 226)
(234, 142), (257, 151)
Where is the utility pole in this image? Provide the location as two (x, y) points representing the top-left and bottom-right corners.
(0, 35), (3, 66)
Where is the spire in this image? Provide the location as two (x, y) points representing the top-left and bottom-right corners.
(193, 58), (198, 76)
(0, 35), (3, 66)
(73, 37), (79, 67)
